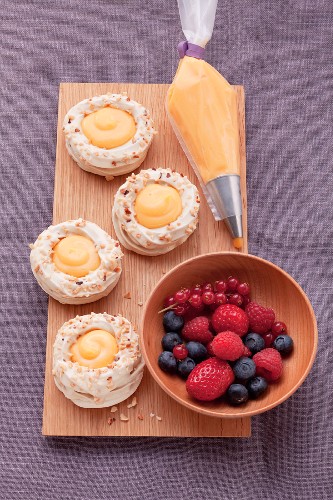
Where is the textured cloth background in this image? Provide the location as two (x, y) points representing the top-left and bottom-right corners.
(1, 0), (333, 498)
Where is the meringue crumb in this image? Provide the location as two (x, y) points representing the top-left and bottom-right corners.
(138, 301), (143, 307)
(127, 396), (137, 409)
(150, 413), (155, 418)
(120, 413), (129, 421)
(156, 416), (162, 421)
(107, 417), (115, 425)
(124, 292), (131, 299)
(29, 243), (34, 249)
(110, 406), (118, 413)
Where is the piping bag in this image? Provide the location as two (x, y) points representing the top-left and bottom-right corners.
(167, 0), (243, 249)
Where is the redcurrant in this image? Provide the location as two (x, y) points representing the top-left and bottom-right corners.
(237, 282), (250, 296)
(173, 344), (189, 360)
(202, 290), (215, 305)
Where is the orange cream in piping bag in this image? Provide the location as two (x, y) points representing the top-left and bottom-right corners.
(167, 56), (240, 184)
(135, 183), (182, 229)
(82, 107), (136, 149)
(52, 235), (100, 278)
(70, 329), (119, 369)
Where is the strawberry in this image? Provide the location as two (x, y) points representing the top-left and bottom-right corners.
(182, 316), (213, 344)
(211, 331), (244, 361)
(211, 304), (249, 337)
(245, 302), (275, 334)
(186, 358), (235, 401)
(253, 348), (283, 382)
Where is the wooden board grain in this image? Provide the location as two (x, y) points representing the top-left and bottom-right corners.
(42, 83), (250, 437)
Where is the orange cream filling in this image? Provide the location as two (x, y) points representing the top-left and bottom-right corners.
(135, 183), (182, 229)
(167, 56), (240, 184)
(52, 235), (100, 278)
(70, 329), (119, 369)
(81, 107), (136, 149)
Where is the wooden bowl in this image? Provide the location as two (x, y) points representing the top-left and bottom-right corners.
(141, 252), (317, 418)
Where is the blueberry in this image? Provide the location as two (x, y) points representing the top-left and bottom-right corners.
(247, 376), (268, 399)
(158, 351), (177, 373)
(233, 357), (256, 381)
(186, 341), (207, 361)
(244, 332), (265, 354)
(163, 311), (184, 332)
(273, 334), (294, 355)
(227, 384), (249, 405)
(177, 357), (196, 378)
(161, 332), (182, 352)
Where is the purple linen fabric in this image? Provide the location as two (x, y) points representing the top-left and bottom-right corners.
(0, 0), (332, 498)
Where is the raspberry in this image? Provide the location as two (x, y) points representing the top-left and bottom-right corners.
(211, 331), (244, 361)
(182, 316), (213, 344)
(245, 302), (275, 334)
(242, 345), (252, 357)
(253, 348), (283, 382)
(211, 304), (249, 337)
(186, 358), (235, 401)
(206, 340), (215, 357)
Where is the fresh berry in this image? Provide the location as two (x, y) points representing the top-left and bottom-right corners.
(233, 357), (256, 381)
(273, 335), (294, 355)
(244, 332), (265, 354)
(211, 331), (244, 361)
(214, 292), (228, 306)
(201, 282), (213, 293)
(229, 293), (243, 307)
(271, 321), (288, 336)
(173, 344), (188, 360)
(262, 332), (274, 347)
(177, 357), (196, 378)
(214, 280), (227, 293)
(158, 351), (177, 373)
(245, 302), (275, 334)
(188, 293), (203, 309)
(202, 291), (215, 305)
(247, 376), (268, 399)
(243, 345), (252, 357)
(163, 295), (176, 308)
(212, 304), (249, 337)
(227, 384), (249, 405)
(161, 332), (182, 351)
(186, 341), (207, 361)
(242, 295), (251, 307)
(174, 303), (190, 316)
(163, 310), (184, 332)
(184, 304), (205, 321)
(186, 358), (234, 401)
(226, 276), (240, 292)
(206, 340), (215, 357)
(191, 284), (202, 295)
(182, 316), (213, 344)
(174, 289), (190, 304)
(237, 282), (250, 296)
(253, 348), (283, 382)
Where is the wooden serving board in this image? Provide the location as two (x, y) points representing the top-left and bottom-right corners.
(42, 83), (250, 437)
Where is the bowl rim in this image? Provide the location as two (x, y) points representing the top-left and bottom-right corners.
(141, 251), (318, 418)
